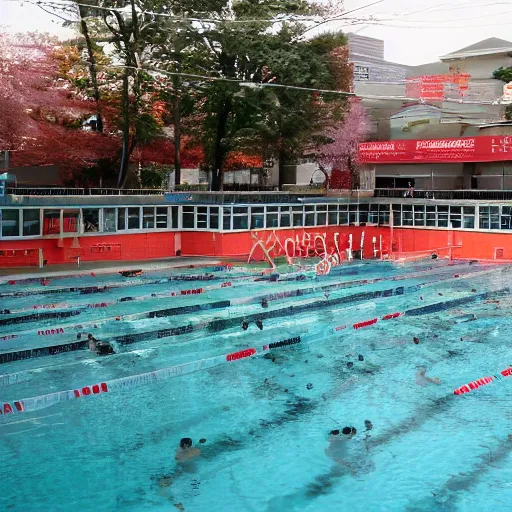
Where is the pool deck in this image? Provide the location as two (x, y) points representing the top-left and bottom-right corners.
(0, 256), (226, 282)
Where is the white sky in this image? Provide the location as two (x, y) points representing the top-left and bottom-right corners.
(1, 0), (511, 65)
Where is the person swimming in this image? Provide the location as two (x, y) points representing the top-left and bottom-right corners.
(255, 319), (263, 330)
(242, 320), (249, 331)
(325, 427), (357, 467)
(88, 334), (115, 355)
(416, 367), (440, 386)
(261, 299), (268, 308)
(175, 437), (201, 469)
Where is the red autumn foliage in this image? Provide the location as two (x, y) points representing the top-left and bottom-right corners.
(223, 152), (263, 171)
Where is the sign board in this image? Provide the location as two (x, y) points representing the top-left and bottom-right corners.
(502, 82), (512, 105)
(359, 136), (512, 164)
(405, 74), (470, 101)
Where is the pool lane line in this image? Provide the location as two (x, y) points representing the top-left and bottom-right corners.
(0, 263), (484, 341)
(0, 262), (457, 315)
(0, 269), (500, 365)
(453, 364), (512, 395)
(0, 259), (479, 300)
(0, 266), (293, 299)
(0, 288), (505, 417)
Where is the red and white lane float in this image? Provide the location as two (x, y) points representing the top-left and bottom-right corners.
(454, 366), (512, 395)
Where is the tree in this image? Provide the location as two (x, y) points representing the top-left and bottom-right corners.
(190, 2), (349, 190)
(493, 66), (512, 121)
(316, 98), (370, 189)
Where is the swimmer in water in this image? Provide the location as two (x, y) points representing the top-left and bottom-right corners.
(88, 334), (115, 355)
(416, 367), (441, 386)
(255, 319), (263, 330)
(242, 320), (249, 331)
(175, 437), (201, 464)
(88, 334), (97, 352)
(325, 427), (357, 472)
(261, 299), (268, 308)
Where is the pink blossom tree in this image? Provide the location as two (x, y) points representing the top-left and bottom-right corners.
(317, 98), (370, 190)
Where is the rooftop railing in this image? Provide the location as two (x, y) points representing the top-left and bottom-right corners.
(374, 189), (512, 201)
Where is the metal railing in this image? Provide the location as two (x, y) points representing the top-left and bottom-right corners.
(6, 187), (165, 196)
(374, 189), (512, 201)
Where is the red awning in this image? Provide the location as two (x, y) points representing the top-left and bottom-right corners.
(359, 136), (512, 164)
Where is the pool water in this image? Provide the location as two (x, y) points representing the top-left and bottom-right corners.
(1, 260), (512, 512)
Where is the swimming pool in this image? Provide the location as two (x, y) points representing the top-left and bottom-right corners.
(1, 259), (512, 512)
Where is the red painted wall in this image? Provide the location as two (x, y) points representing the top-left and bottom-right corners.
(3, 226), (512, 267)
(0, 232), (176, 266)
(393, 228), (512, 260)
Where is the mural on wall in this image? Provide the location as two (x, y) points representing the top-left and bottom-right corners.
(247, 230), (384, 274)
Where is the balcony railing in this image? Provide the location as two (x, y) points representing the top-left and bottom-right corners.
(374, 189), (512, 201)
(6, 187), (165, 196)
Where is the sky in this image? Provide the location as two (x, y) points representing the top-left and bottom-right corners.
(1, 0), (512, 65)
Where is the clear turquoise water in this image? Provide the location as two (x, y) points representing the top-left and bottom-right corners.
(1, 260), (512, 512)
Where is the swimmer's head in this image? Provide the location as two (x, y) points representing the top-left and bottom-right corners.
(413, 337), (420, 345)
(330, 429), (340, 436)
(342, 427), (352, 436)
(180, 437), (193, 449)
(87, 334), (93, 340)
(364, 420), (373, 430)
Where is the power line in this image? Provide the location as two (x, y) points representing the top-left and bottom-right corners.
(89, 62), (507, 107)
(27, 0), (367, 26)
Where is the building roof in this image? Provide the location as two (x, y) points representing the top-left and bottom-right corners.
(406, 61), (450, 77)
(440, 38), (512, 61)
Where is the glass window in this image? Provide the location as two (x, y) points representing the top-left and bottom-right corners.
(413, 205), (425, 227)
(349, 204), (358, 225)
(22, 209), (40, 236)
(449, 206), (461, 229)
(210, 207), (219, 229)
(171, 206), (179, 229)
(463, 206), (475, 229)
(491, 206), (500, 230)
(83, 209), (100, 232)
(379, 205), (390, 226)
(438, 205), (449, 228)
(479, 206), (490, 229)
(305, 210), (315, 226)
(118, 208), (126, 231)
(358, 204), (369, 224)
(183, 206), (195, 229)
(316, 205), (327, 226)
(280, 206), (291, 227)
(292, 206), (303, 227)
(197, 207), (208, 229)
(143, 207), (155, 229)
(328, 205), (338, 225)
(368, 204), (379, 224)
(1, 209), (19, 237)
(251, 207), (265, 229)
(339, 205), (349, 225)
(392, 204), (401, 227)
(233, 207), (248, 230)
(402, 204), (413, 226)
(63, 210), (79, 233)
(104, 208), (116, 232)
(426, 205), (436, 227)
(156, 207), (168, 229)
(43, 209), (61, 235)
(501, 206), (512, 230)
(127, 208), (140, 230)
(223, 207), (231, 230)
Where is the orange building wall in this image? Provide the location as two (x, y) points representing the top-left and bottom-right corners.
(3, 226), (512, 267)
(0, 232), (176, 267)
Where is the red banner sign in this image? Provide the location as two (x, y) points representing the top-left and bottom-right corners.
(405, 74), (470, 100)
(358, 136), (512, 164)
